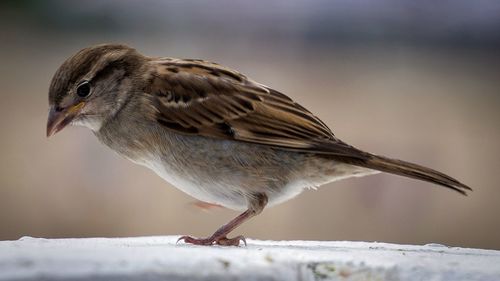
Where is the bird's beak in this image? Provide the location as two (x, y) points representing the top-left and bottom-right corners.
(46, 102), (85, 137)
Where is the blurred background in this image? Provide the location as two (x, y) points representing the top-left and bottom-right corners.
(1, 0), (499, 249)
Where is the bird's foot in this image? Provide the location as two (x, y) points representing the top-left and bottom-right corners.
(216, 235), (247, 246)
(177, 235), (246, 246)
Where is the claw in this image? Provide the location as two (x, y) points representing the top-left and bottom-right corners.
(177, 235), (247, 246)
(176, 236), (189, 245)
(216, 235), (246, 246)
(177, 235), (214, 246)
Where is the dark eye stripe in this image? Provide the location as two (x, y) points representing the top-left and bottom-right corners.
(92, 60), (131, 82)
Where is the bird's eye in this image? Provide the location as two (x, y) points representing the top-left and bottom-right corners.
(76, 81), (91, 98)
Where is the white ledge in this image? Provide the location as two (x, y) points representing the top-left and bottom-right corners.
(1, 236), (499, 281)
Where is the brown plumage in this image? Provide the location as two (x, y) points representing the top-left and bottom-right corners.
(47, 44), (471, 246)
(147, 56), (470, 195)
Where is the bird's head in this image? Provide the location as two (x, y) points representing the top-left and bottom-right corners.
(47, 43), (145, 137)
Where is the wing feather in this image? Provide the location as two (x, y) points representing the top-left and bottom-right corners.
(148, 59), (368, 159)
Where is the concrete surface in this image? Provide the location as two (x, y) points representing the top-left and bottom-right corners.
(1, 236), (499, 281)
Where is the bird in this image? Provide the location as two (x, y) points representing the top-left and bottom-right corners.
(47, 44), (471, 246)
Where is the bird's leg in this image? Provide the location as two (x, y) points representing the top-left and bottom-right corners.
(178, 193), (268, 246)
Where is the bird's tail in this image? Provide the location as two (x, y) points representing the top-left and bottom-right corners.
(354, 153), (472, 195)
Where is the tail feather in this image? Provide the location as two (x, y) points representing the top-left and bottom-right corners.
(361, 154), (472, 195)
(332, 150), (472, 195)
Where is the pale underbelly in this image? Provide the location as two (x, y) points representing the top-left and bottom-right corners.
(138, 154), (377, 211)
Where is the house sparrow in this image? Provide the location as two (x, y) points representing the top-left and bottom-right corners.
(47, 44), (470, 246)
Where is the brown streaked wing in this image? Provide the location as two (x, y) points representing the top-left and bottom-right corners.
(148, 59), (369, 159)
